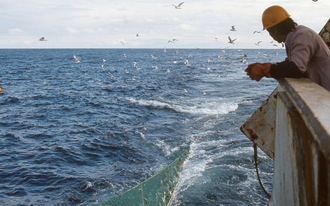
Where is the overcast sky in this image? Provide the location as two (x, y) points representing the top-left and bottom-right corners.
(1, 0), (329, 49)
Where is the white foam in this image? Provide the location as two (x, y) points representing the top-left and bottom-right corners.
(169, 137), (253, 200)
(173, 142), (214, 193)
(126, 97), (238, 116)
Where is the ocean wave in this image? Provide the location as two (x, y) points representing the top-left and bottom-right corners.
(0, 49), (279, 205)
(126, 97), (238, 115)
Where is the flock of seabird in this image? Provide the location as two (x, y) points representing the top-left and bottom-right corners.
(38, 1), (294, 49)
(70, 42), (283, 87)
(38, 2), (244, 48)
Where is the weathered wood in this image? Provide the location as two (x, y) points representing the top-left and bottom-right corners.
(242, 78), (330, 206)
(240, 88), (277, 159)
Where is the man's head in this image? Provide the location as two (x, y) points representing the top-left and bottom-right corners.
(262, 5), (296, 43)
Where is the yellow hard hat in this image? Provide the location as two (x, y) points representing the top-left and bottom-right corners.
(262, 5), (290, 29)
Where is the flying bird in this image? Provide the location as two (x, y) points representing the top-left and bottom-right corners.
(39, 37), (47, 41)
(230, 25), (236, 31)
(73, 55), (81, 63)
(168, 39), (178, 43)
(255, 41), (262, 46)
(228, 36), (237, 44)
(172, 2), (184, 9)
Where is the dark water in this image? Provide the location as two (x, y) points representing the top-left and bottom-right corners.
(0, 48), (285, 205)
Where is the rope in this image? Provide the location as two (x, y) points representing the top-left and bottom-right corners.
(253, 143), (271, 198)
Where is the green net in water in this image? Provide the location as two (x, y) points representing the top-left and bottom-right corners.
(98, 149), (188, 206)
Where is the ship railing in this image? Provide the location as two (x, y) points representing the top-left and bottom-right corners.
(241, 78), (330, 205)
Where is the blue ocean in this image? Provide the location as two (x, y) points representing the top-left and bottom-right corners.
(0, 48), (284, 205)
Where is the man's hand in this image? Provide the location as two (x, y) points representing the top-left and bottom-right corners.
(245, 63), (272, 81)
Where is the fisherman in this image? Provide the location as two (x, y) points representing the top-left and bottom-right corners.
(245, 5), (330, 92)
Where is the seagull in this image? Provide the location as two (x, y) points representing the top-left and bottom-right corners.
(136, 33), (139, 37)
(253, 31), (261, 34)
(172, 2), (184, 9)
(39, 37), (47, 41)
(184, 59), (190, 66)
(228, 36), (237, 44)
(230, 25), (236, 31)
(151, 54), (157, 60)
(168, 39), (178, 43)
(239, 58), (247, 64)
(83, 181), (93, 191)
(255, 41), (262, 46)
(73, 55), (81, 63)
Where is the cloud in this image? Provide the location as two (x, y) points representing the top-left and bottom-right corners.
(8, 28), (25, 35)
(24, 40), (32, 45)
(180, 24), (196, 32)
(67, 27), (79, 34)
(0, 0), (329, 48)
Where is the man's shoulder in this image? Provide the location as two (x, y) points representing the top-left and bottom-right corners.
(287, 25), (317, 42)
(294, 25), (317, 35)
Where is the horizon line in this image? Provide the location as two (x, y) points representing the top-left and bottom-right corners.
(0, 47), (284, 50)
